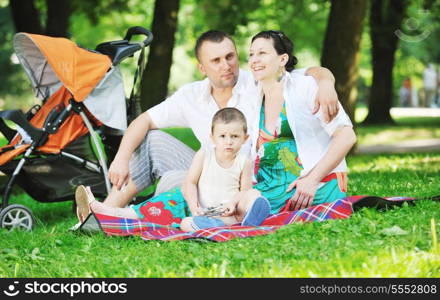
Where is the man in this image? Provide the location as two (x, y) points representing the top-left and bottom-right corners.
(101, 30), (340, 208)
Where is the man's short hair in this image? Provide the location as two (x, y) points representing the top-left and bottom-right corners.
(211, 107), (247, 134)
(194, 30), (236, 61)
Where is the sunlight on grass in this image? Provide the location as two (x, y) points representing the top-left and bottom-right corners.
(349, 153), (440, 173)
(355, 107), (368, 123)
(343, 247), (440, 277)
(355, 107), (440, 146)
(347, 153), (440, 198)
(358, 128), (440, 146)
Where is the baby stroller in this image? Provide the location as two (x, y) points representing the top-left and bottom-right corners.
(0, 27), (153, 231)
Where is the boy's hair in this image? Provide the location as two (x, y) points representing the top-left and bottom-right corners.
(194, 30), (236, 61)
(211, 108), (247, 133)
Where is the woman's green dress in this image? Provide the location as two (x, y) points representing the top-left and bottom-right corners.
(253, 100), (347, 214)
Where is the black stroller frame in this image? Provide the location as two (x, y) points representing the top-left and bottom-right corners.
(0, 27), (153, 231)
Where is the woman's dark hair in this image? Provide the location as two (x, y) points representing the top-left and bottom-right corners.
(251, 30), (298, 72)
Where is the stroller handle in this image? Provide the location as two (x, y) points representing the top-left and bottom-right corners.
(124, 27), (154, 47)
(95, 26), (154, 65)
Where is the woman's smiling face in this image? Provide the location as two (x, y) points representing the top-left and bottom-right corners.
(248, 37), (287, 82)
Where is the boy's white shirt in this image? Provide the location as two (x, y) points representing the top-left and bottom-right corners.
(197, 149), (247, 208)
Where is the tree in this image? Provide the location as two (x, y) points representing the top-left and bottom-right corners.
(9, 0), (71, 37)
(3, 0), (130, 101)
(9, 0), (42, 34)
(363, 0), (408, 124)
(8, 0), (128, 38)
(140, 0), (180, 110)
(196, 0), (260, 36)
(0, 4), (29, 99)
(321, 0), (368, 123)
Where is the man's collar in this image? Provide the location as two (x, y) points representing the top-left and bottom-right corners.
(198, 69), (246, 103)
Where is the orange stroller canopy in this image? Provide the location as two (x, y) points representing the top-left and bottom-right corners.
(0, 33), (117, 166)
(14, 33), (112, 101)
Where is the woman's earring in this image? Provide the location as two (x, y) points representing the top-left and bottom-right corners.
(276, 68), (285, 82)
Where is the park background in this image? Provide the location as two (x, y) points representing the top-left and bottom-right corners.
(0, 0), (439, 278)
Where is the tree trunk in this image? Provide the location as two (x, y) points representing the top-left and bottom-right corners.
(46, 0), (71, 37)
(9, 0), (71, 37)
(140, 0), (180, 110)
(363, 0), (407, 125)
(321, 0), (368, 123)
(9, 0), (43, 33)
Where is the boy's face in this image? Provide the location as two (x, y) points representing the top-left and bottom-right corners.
(211, 121), (248, 154)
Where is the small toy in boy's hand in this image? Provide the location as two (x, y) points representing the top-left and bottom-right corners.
(201, 205), (226, 217)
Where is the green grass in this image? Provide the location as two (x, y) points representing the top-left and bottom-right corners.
(1, 152), (439, 277)
(162, 127), (200, 150)
(0, 113), (439, 277)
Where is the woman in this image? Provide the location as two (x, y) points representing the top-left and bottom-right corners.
(248, 30), (356, 214)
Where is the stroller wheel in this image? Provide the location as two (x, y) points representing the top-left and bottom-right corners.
(0, 204), (34, 231)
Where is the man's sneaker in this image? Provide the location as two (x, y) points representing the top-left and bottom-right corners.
(242, 196), (270, 226)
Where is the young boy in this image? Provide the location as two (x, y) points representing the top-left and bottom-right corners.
(180, 107), (270, 231)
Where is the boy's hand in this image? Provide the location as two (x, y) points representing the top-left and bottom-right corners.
(189, 205), (204, 216)
(222, 202), (237, 217)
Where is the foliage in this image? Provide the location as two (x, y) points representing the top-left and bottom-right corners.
(0, 5), (31, 100)
(70, 0), (154, 48)
(0, 0), (439, 114)
(195, 0), (261, 35)
(71, 0), (130, 25)
(231, 0), (331, 68)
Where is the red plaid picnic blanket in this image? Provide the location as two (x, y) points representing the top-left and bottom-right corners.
(86, 195), (419, 242)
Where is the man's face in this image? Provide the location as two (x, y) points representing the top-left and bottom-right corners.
(197, 38), (239, 89)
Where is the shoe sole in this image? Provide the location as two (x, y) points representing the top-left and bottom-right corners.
(75, 185), (91, 223)
(242, 197), (270, 226)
